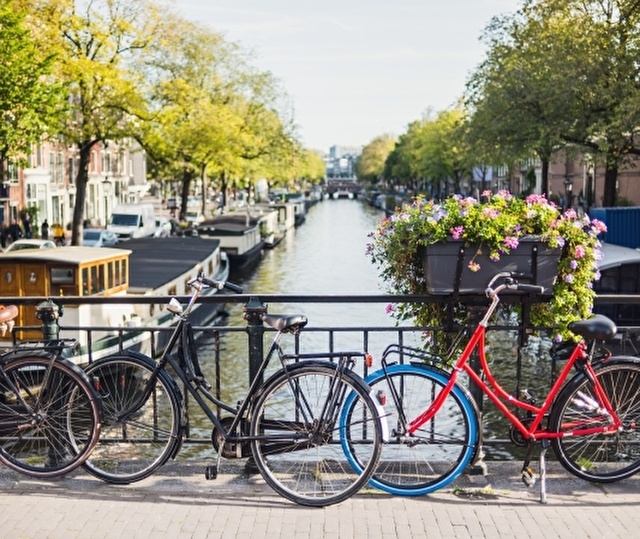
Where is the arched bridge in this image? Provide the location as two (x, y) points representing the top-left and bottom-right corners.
(325, 178), (362, 199)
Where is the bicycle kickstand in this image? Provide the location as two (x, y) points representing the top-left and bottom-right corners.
(539, 439), (550, 504)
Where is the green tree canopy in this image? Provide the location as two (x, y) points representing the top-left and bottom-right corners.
(0, 0), (66, 181)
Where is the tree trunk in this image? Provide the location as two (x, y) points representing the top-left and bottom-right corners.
(603, 155), (618, 207)
(71, 142), (91, 246)
(179, 169), (193, 221)
(540, 158), (549, 196)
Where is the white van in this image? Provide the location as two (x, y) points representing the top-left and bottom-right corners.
(107, 203), (156, 240)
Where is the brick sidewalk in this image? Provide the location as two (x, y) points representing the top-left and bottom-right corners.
(1, 459), (639, 539)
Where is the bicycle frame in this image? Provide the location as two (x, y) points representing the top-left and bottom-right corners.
(406, 282), (622, 442)
(117, 279), (364, 449)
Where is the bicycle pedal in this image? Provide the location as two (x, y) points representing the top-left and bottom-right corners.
(521, 466), (536, 487)
(204, 465), (218, 480)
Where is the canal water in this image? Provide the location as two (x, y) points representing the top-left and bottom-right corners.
(185, 198), (555, 459)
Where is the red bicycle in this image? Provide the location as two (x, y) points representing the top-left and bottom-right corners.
(341, 271), (640, 502)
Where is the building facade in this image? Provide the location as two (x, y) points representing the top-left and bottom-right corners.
(0, 139), (148, 237)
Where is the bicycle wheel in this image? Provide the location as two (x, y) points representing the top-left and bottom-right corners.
(83, 352), (184, 484)
(249, 362), (383, 507)
(0, 354), (101, 478)
(550, 358), (640, 482)
(341, 363), (479, 496)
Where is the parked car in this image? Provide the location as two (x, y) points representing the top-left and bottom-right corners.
(3, 239), (57, 252)
(184, 209), (205, 225)
(82, 228), (119, 247)
(154, 217), (172, 237)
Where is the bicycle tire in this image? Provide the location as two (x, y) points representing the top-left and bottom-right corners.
(550, 357), (640, 482)
(83, 352), (184, 484)
(0, 353), (102, 478)
(341, 363), (480, 496)
(249, 362), (383, 507)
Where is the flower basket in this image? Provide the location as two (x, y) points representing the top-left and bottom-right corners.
(420, 236), (561, 296)
(367, 191), (607, 342)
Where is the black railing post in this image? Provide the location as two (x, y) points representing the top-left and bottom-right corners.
(35, 299), (61, 340)
(243, 296), (267, 385)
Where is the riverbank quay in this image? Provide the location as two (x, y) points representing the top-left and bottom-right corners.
(1, 458), (638, 539)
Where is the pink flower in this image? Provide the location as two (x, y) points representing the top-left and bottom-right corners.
(503, 236), (519, 249)
(575, 245), (586, 259)
(482, 207), (499, 219)
(450, 225), (464, 239)
(385, 304), (395, 314)
(468, 261), (481, 272)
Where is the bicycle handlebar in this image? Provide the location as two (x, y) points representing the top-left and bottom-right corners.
(485, 272), (545, 298)
(197, 274), (244, 294)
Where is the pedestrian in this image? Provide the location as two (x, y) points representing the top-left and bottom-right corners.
(8, 220), (22, 243)
(41, 219), (49, 239)
(0, 224), (7, 249)
(22, 215), (32, 238)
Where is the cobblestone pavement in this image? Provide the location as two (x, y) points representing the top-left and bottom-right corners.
(1, 458), (639, 539)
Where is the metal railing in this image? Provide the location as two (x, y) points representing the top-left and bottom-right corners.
(3, 292), (639, 455)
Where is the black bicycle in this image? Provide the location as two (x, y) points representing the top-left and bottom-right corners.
(0, 304), (102, 477)
(83, 274), (384, 506)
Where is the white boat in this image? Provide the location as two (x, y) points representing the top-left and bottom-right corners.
(593, 242), (640, 326)
(251, 204), (285, 248)
(196, 213), (265, 275)
(0, 236), (229, 363)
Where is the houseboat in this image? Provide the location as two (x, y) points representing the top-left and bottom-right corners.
(196, 213), (265, 275)
(251, 203), (286, 249)
(593, 242), (640, 326)
(0, 236), (229, 363)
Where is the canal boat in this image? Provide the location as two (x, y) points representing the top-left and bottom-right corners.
(196, 213), (265, 275)
(593, 242), (640, 325)
(251, 203), (286, 249)
(0, 236), (229, 363)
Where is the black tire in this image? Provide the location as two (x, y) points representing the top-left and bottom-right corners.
(0, 354), (102, 477)
(343, 363), (480, 495)
(83, 353), (183, 484)
(550, 358), (640, 482)
(249, 362), (383, 507)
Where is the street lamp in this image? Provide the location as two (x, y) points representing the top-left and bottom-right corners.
(564, 176), (573, 210)
(102, 177), (112, 226)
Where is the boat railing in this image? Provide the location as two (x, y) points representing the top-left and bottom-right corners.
(2, 292), (639, 454)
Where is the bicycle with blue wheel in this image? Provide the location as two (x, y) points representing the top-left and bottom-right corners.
(341, 271), (640, 502)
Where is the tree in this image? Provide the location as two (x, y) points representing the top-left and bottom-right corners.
(30, 0), (163, 244)
(139, 16), (296, 217)
(414, 107), (473, 195)
(0, 0), (65, 184)
(467, 0), (640, 206)
(357, 134), (396, 185)
(465, 8), (579, 196)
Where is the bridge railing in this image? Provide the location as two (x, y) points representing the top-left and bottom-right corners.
(3, 293), (639, 456)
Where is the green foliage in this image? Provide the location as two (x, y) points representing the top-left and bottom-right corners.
(0, 0), (66, 174)
(368, 191), (606, 343)
(357, 134), (396, 182)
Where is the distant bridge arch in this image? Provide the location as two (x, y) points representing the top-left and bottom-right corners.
(325, 177), (362, 199)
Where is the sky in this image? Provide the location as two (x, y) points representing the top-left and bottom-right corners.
(172, 1), (517, 153)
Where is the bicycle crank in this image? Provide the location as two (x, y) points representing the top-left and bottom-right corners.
(211, 417), (251, 459)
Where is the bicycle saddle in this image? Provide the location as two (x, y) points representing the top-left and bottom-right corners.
(262, 313), (308, 332)
(568, 314), (617, 341)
